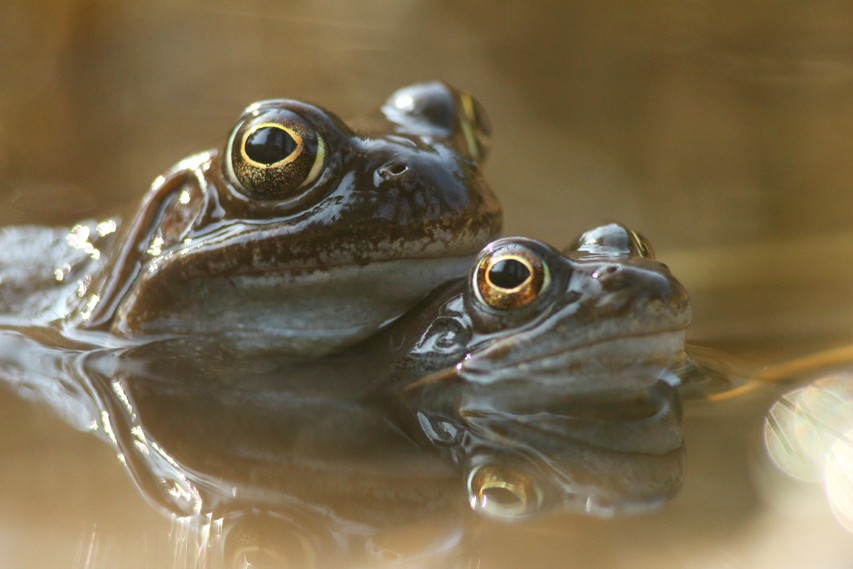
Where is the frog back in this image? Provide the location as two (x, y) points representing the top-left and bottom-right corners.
(0, 222), (114, 326)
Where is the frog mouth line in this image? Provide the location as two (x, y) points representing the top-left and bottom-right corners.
(407, 328), (688, 392)
(492, 327), (688, 365)
(459, 328), (688, 386)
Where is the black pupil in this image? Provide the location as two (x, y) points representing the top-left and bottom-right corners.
(488, 259), (530, 289)
(484, 487), (522, 506)
(244, 126), (297, 165)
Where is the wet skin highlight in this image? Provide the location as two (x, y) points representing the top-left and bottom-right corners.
(0, 82), (501, 355)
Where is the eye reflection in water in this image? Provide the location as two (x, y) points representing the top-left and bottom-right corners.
(763, 373), (853, 533)
(467, 465), (543, 520)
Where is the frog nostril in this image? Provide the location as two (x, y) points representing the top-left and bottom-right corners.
(374, 162), (410, 186)
(377, 163), (408, 178)
(593, 265), (620, 279)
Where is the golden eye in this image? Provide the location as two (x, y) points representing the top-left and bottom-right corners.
(459, 92), (492, 161)
(628, 229), (655, 259)
(566, 223), (656, 259)
(467, 465), (543, 519)
(226, 108), (326, 199)
(475, 247), (548, 310)
(241, 123), (303, 167)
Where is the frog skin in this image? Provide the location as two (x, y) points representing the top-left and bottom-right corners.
(0, 82), (501, 355)
(385, 223), (688, 393)
(0, 224), (691, 538)
(379, 223), (692, 517)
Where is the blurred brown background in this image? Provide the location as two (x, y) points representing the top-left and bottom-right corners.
(3, 2), (853, 568)
(4, 0), (853, 347)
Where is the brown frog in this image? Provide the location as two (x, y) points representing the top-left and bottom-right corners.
(0, 82), (501, 354)
(0, 225), (691, 567)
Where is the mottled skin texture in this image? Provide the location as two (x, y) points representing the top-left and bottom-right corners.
(385, 225), (690, 392)
(0, 226), (691, 566)
(380, 225), (692, 517)
(0, 226), (689, 526)
(0, 82), (501, 354)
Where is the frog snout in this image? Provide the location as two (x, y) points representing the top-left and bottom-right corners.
(594, 262), (674, 295)
(591, 262), (691, 321)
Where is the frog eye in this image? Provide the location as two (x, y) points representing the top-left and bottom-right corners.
(381, 82), (492, 161)
(243, 124), (300, 166)
(629, 229), (655, 259)
(459, 92), (492, 161)
(566, 223), (656, 259)
(474, 246), (548, 310)
(226, 109), (326, 198)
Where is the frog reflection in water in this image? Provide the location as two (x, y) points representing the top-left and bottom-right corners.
(0, 82), (500, 354)
(388, 222), (689, 518)
(0, 224), (691, 566)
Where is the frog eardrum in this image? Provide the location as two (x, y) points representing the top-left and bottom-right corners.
(226, 106), (327, 198)
(474, 242), (549, 310)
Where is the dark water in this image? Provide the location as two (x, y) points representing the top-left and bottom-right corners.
(2, 0), (853, 567)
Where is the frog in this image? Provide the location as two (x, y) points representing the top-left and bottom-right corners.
(0, 224), (691, 567)
(0, 81), (501, 355)
(0, 224), (688, 518)
(379, 223), (692, 517)
(385, 223), (687, 390)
